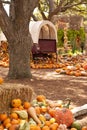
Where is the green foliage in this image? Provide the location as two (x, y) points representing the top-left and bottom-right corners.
(57, 29), (64, 47)
(57, 28), (86, 53)
(67, 28), (85, 53)
(67, 28), (85, 43)
(79, 27), (86, 42)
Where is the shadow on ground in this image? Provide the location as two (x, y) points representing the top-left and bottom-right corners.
(0, 67), (87, 106)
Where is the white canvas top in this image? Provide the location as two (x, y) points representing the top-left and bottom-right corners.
(0, 20), (57, 44)
(29, 20), (57, 44)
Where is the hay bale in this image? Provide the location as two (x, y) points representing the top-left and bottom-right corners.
(0, 83), (34, 113)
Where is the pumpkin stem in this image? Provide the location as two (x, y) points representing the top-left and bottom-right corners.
(63, 98), (71, 108)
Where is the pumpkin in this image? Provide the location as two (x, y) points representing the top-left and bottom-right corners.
(53, 108), (74, 127)
(0, 125), (4, 130)
(50, 123), (58, 130)
(3, 118), (11, 127)
(9, 124), (19, 130)
(36, 95), (46, 102)
(23, 101), (31, 109)
(48, 108), (55, 117)
(0, 113), (8, 121)
(82, 126), (87, 130)
(83, 65), (87, 70)
(0, 77), (4, 84)
(45, 121), (51, 127)
(10, 112), (19, 120)
(11, 99), (22, 108)
(30, 124), (39, 130)
(42, 125), (50, 130)
(5, 122), (11, 129)
(11, 119), (20, 125)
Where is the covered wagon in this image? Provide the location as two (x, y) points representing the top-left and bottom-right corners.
(29, 20), (58, 61)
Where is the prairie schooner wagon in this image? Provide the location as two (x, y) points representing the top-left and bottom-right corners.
(29, 20), (58, 61)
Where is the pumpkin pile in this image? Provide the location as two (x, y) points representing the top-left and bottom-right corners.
(0, 41), (87, 77)
(55, 55), (87, 77)
(0, 41), (9, 67)
(31, 54), (87, 77)
(0, 95), (87, 130)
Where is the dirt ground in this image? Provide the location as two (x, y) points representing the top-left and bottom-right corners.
(0, 66), (87, 107)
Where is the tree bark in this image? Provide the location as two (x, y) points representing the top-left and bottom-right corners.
(8, 32), (32, 79)
(0, 0), (38, 79)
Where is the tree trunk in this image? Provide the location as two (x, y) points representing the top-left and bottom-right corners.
(0, 0), (38, 79)
(8, 31), (32, 79)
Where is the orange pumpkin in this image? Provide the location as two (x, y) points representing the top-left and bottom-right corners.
(23, 101), (31, 109)
(0, 113), (8, 121)
(53, 108), (74, 127)
(50, 123), (59, 130)
(42, 125), (50, 130)
(11, 99), (22, 108)
(82, 126), (87, 130)
(11, 119), (20, 125)
(10, 112), (19, 120)
(5, 122), (11, 129)
(9, 124), (19, 130)
(36, 95), (46, 102)
(30, 124), (38, 130)
(83, 65), (87, 70)
(3, 118), (11, 127)
(0, 77), (4, 84)
(45, 121), (51, 127)
(0, 124), (4, 130)
(48, 109), (55, 117)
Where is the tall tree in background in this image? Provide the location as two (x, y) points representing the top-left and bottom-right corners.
(0, 0), (38, 79)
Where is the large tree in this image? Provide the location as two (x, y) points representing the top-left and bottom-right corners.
(0, 0), (38, 79)
(0, 0), (87, 80)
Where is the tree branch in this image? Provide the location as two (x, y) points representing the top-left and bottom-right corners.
(61, 1), (87, 12)
(48, 0), (87, 19)
(1, 0), (10, 4)
(48, 0), (65, 19)
(0, 0), (15, 42)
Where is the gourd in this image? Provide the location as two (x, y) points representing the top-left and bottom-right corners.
(14, 110), (28, 120)
(53, 108), (74, 127)
(58, 124), (67, 130)
(71, 117), (87, 130)
(27, 107), (41, 124)
(71, 104), (87, 118)
(19, 121), (30, 130)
